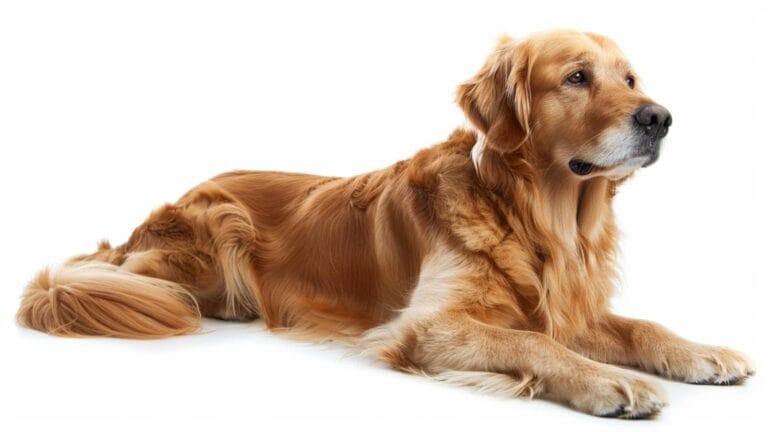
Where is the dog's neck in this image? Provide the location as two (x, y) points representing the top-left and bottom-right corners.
(539, 168), (612, 250)
(473, 138), (614, 252)
(470, 133), (618, 339)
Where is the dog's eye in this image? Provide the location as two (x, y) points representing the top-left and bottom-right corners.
(626, 75), (635, 89)
(566, 71), (587, 85)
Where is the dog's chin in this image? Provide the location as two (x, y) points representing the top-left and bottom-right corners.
(568, 155), (653, 180)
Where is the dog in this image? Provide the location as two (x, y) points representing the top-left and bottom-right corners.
(17, 29), (754, 418)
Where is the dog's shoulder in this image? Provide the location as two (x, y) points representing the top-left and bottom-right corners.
(406, 128), (478, 192)
(402, 129), (509, 252)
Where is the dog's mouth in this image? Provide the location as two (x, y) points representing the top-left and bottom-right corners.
(569, 126), (667, 177)
(569, 155), (653, 177)
(568, 159), (598, 176)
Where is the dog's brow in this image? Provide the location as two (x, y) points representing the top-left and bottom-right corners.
(566, 58), (594, 71)
(614, 58), (631, 71)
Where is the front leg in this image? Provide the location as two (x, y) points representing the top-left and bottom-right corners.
(570, 314), (755, 384)
(368, 315), (667, 418)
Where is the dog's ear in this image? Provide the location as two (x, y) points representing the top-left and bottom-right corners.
(457, 35), (532, 153)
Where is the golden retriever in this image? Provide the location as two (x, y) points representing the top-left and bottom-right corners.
(17, 29), (754, 418)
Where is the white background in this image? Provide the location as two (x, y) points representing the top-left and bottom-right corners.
(1, 0), (767, 431)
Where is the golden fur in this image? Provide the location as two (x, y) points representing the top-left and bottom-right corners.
(17, 30), (754, 418)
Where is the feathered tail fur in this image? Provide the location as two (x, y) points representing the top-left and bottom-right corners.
(17, 261), (201, 339)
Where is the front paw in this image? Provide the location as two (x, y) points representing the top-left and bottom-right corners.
(663, 345), (755, 385)
(562, 366), (667, 419)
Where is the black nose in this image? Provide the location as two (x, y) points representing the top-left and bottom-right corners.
(633, 104), (672, 138)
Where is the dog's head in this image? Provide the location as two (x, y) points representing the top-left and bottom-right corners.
(458, 30), (671, 180)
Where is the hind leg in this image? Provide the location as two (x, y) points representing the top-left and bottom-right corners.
(67, 207), (226, 318)
(120, 248), (225, 318)
(18, 180), (266, 338)
(114, 181), (265, 321)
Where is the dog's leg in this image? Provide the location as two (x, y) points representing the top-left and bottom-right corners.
(373, 315), (667, 419)
(569, 314), (755, 384)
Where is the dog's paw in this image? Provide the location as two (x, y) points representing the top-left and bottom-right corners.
(668, 345), (756, 385)
(568, 367), (667, 419)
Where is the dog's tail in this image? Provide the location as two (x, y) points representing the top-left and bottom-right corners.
(17, 260), (201, 339)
